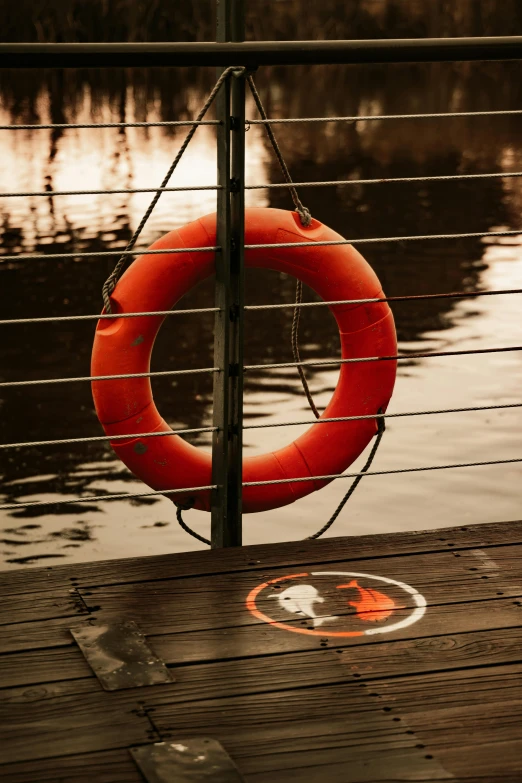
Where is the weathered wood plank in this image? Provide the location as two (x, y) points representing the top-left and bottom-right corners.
(3, 539), (521, 655)
(0, 523), (521, 782)
(0, 749), (144, 783)
(143, 685), (449, 780)
(0, 520), (519, 597)
(0, 741), (451, 783)
(435, 740), (522, 781)
(0, 645), (94, 689)
(0, 675), (379, 765)
(236, 739), (452, 782)
(2, 624), (522, 695)
(74, 549), (522, 642)
(1, 749), (516, 783)
(144, 665), (522, 780)
(147, 596), (522, 663)
(0, 615), (95, 655)
(0, 585), (520, 661)
(2, 663), (519, 779)
(369, 666), (522, 780)
(371, 664), (522, 712)
(0, 677), (97, 706)
(333, 625), (522, 680)
(0, 684), (158, 764)
(0, 588), (88, 626)
(145, 665), (522, 733)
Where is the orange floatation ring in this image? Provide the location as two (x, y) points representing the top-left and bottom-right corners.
(91, 208), (397, 513)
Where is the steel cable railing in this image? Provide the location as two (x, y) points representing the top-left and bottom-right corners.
(246, 109), (522, 124)
(0, 185), (220, 198)
(0, 246), (219, 263)
(1, 229), (521, 266)
(2, 288), (522, 326)
(0, 120), (220, 130)
(0, 403), (520, 452)
(0, 366), (219, 388)
(1, 346), (521, 389)
(1, 457), (521, 512)
(245, 228), (522, 249)
(3, 107), (522, 132)
(2, 101), (522, 534)
(3, 171), (522, 199)
(248, 171), (522, 189)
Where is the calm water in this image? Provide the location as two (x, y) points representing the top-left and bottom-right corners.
(1, 62), (522, 569)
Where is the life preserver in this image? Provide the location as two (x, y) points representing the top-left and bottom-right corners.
(91, 208), (397, 513)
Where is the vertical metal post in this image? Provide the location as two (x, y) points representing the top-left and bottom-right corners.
(211, 0), (245, 547)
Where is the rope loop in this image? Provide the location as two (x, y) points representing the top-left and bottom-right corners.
(174, 497), (211, 546)
(101, 65), (245, 314)
(306, 409), (386, 540)
(246, 75), (312, 228)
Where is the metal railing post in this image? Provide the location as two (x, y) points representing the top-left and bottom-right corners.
(211, 0), (245, 547)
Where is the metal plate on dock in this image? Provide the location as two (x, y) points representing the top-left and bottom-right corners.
(130, 739), (244, 783)
(70, 618), (174, 691)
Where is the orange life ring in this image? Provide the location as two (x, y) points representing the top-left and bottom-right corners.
(91, 208), (397, 513)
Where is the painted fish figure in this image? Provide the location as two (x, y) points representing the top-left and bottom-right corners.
(337, 579), (397, 622)
(271, 584), (338, 628)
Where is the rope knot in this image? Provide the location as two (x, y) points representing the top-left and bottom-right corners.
(296, 206), (312, 228)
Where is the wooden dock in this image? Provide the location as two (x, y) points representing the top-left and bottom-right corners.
(1, 520), (521, 782)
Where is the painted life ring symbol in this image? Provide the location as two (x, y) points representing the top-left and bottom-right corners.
(91, 208), (397, 514)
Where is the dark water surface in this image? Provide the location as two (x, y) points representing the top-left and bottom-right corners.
(1, 61), (522, 569)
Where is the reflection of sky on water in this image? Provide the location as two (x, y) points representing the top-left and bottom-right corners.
(0, 90), (267, 248)
(1, 75), (522, 569)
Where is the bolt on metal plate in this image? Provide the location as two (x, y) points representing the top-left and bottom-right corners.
(70, 618), (174, 691)
(130, 739), (244, 782)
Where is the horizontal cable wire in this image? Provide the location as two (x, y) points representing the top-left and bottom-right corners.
(0, 307), (220, 326)
(243, 402), (522, 430)
(1, 402), (519, 451)
(4, 110), (522, 132)
(0, 484), (218, 511)
(242, 457), (522, 488)
(0, 245), (219, 263)
(2, 346), (520, 389)
(4, 172), (522, 199)
(0, 184), (219, 198)
(248, 171), (522, 190)
(247, 109), (522, 125)
(0, 120), (220, 130)
(246, 287), (522, 311)
(1, 288), (521, 327)
(0, 366), (219, 388)
(2, 228), (521, 265)
(1, 457), (520, 511)
(244, 345), (522, 373)
(245, 228), (522, 250)
(0, 426), (217, 450)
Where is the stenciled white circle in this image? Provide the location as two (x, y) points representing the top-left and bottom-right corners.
(310, 570), (427, 635)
